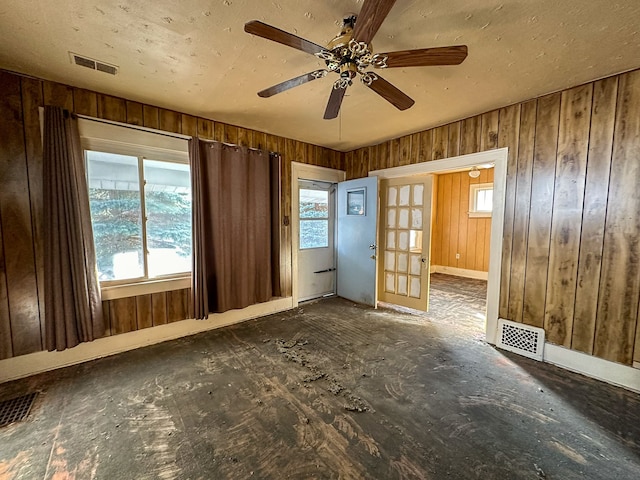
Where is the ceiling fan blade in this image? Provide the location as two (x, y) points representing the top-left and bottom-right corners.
(352, 0), (398, 45)
(375, 46), (468, 68)
(365, 74), (414, 111)
(323, 84), (348, 120)
(244, 20), (325, 55)
(258, 70), (328, 98)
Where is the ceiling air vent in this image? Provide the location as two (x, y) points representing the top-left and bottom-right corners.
(69, 52), (118, 75)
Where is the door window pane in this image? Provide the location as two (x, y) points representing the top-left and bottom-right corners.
(86, 151), (144, 281)
(299, 187), (329, 249)
(300, 189), (329, 218)
(300, 220), (329, 249)
(144, 159), (192, 277)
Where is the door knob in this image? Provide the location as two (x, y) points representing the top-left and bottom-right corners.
(369, 244), (376, 250)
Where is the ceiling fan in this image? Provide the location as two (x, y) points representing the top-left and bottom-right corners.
(244, 0), (468, 120)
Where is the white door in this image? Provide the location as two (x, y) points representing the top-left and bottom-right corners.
(336, 176), (378, 306)
(378, 176), (433, 311)
(297, 180), (336, 301)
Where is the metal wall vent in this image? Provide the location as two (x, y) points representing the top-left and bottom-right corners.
(497, 319), (545, 361)
(0, 392), (38, 428)
(70, 52), (118, 75)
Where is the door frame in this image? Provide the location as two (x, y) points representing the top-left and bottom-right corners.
(369, 148), (508, 345)
(291, 162), (346, 307)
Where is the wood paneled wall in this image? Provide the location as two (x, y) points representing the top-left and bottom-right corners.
(432, 169), (494, 272)
(0, 69), (343, 360)
(345, 69), (640, 367)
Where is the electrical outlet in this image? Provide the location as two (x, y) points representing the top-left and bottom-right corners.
(455, 253), (460, 259)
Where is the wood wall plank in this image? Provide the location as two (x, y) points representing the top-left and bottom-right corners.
(97, 94), (126, 122)
(125, 101), (143, 126)
(432, 125), (448, 161)
(136, 294), (153, 329)
(101, 300), (112, 337)
(431, 170), (493, 272)
(522, 94), (561, 328)
(572, 77), (618, 354)
(143, 105), (159, 129)
(224, 125), (238, 144)
(595, 71), (640, 365)
(448, 121), (461, 157)
(481, 110), (499, 150)
(159, 109), (181, 134)
(181, 114), (198, 137)
(460, 117), (481, 155)
(152, 292), (168, 326)
(544, 84), (593, 346)
(21, 77), (45, 349)
(73, 88), (98, 117)
(110, 297), (137, 334)
(167, 289), (189, 322)
(0, 72), (41, 356)
(197, 118), (214, 139)
(43, 81), (73, 110)
(0, 217), (12, 359)
(496, 103), (521, 318)
(508, 100), (537, 322)
(399, 136), (411, 166)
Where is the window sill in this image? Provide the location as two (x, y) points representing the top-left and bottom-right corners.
(468, 211), (492, 218)
(101, 276), (191, 301)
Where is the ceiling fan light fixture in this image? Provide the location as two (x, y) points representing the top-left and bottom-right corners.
(469, 166), (481, 178)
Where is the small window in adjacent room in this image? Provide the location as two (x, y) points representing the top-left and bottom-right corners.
(469, 183), (493, 218)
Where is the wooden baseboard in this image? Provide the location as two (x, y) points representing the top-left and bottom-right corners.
(431, 265), (488, 280)
(0, 297), (293, 384)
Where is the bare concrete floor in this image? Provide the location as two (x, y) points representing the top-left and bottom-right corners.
(1, 275), (640, 479)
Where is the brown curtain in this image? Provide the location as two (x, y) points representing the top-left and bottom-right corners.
(43, 106), (104, 350)
(190, 139), (281, 318)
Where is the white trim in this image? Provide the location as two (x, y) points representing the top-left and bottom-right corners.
(431, 265), (488, 280)
(370, 148), (508, 345)
(101, 276), (191, 300)
(544, 343), (640, 394)
(0, 297), (293, 384)
(291, 162), (346, 307)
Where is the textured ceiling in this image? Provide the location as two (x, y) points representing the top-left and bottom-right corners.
(1, 0), (639, 151)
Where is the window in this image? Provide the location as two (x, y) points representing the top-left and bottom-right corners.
(86, 151), (192, 282)
(469, 183), (493, 218)
(80, 118), (191, 286)
(299, 188), (329, 249)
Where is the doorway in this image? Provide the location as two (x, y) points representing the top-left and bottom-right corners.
(291, 162), (345, 306)
(297, 179), (336, 302)
(370, 148), (508, 344)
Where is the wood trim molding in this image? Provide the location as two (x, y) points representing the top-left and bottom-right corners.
(0, 297), (293, 384)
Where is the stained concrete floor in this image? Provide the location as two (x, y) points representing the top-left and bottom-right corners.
(1, 275), (640, 479)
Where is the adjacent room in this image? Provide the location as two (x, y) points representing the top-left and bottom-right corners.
(1, 1), (640, 478)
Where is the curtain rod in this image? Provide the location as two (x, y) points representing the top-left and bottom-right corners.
(75, 113), (193, 141)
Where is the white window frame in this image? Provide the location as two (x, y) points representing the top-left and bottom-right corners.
(79, 118), (192, 300)
(299, 185), (331, 250)
(469, 182), (493, 218)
